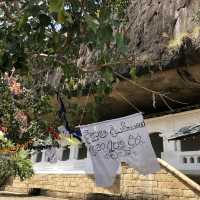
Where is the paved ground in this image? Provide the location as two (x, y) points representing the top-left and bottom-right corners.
(0, 196), (64, 200)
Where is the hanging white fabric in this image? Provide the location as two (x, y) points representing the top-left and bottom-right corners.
(80, 112), (160, 187)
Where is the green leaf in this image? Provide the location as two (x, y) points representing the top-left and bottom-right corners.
(23, 23), (31, 33)
(115, 32), (128, 54)
(104, 85), (112, 94)
(27, 5), (41, 17)
(130, 67), (136, 79)
(49, 0), (64, 13)
(116, 32), (124, 48)
(85, 15), (100, 33)
(17, 15), (28, 31)
(102, 68), (114, 83)
(99, 24), (113, 44)
(49, 0), (66, 23)
(0, 8), (4, 18)
(99, 7), (111, 22)
(57, 9), (65, 24)
(65, 13), (73, 24)
(95, 95), (104, 104)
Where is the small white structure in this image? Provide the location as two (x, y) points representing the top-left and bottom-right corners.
(146, 108), (200, 175)
(32, 108), (200, 176)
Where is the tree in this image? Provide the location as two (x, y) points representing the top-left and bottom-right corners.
(0, 0), (129, 184)
(0, 71), (54, 186)
(0, 0), (130, 122)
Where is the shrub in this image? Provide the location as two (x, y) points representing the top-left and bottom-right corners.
(0, 150), (34, 187)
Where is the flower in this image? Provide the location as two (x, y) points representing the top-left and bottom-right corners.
(8, 78), (23, 95)
(52, 132), (60, 140)
(48, 127), (61, 140)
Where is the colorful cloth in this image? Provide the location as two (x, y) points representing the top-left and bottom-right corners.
(56, 93), (82, 141)
(45, 147), (58, 163)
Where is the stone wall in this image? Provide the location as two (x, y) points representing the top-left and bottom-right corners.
(2, 174), (120, 199)
(2, 159), (200, 199)
(121, 164), (200, 200)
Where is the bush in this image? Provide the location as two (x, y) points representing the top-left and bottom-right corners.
(0, 150), (34, 187)
(11, 150), (34, 181)
(0, 156), (14, 186)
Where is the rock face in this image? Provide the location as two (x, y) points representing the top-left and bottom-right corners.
(127, 0), (200, 71)
(74, 1), (200, 120)
(96, 1), (200, 119)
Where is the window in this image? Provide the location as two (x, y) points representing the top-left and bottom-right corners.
(181, 135), (200, 151)
(61, 147), (70, 161)
(77, 143), (87, 160)
(197, 157), (200, 163)
(35, 151), (42, 163)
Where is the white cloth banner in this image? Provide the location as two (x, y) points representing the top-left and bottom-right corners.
(80, 113), (160, 187)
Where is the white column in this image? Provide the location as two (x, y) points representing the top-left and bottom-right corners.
(41, 149), (46, 162)
(69, 145), (78, 160)
(175, 140), (181, 152)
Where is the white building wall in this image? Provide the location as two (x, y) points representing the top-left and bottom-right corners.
(32, 109), (200, 175)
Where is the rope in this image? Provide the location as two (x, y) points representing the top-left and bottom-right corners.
(79, 84), (93, 126)
(115, 90), (141, 113)
(113, 71), (188, 105)
(159, 94), (174, 112)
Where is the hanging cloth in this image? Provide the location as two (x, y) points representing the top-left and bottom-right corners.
(56, 92), (82, 142)
(56, 92), (70, 131)
(45, 147), (58, 163)
(80, 112), (160, 187)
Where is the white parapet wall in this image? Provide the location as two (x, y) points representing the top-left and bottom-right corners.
(32, 108), (200, 175)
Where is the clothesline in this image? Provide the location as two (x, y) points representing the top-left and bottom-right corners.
(113, 71), (187, 105)
(115, 89), (141, 113)
(76, 69), (187, 126)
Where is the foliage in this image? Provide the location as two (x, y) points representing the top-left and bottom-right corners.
(0, 0), (130, 186)
(0, 73), (54, 185)
(11, 150), (34, 181)
(0, 0), (129, 101)
(0, 156), (13, 186)
(0, 74), (53, 146)
(0, 129), (33, 186)
(194, 9), (200, 24)
(1, 0), (130, 185)
(0, 150), (34, 186)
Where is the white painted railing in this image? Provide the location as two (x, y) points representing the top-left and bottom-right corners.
(31, 146), (94, 174)
(162, 151), (200, 175)
(179, 151), (200, 165)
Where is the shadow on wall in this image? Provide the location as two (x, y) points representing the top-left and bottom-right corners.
(150, 132), (163, 158)
(84, 174), (121, 194)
